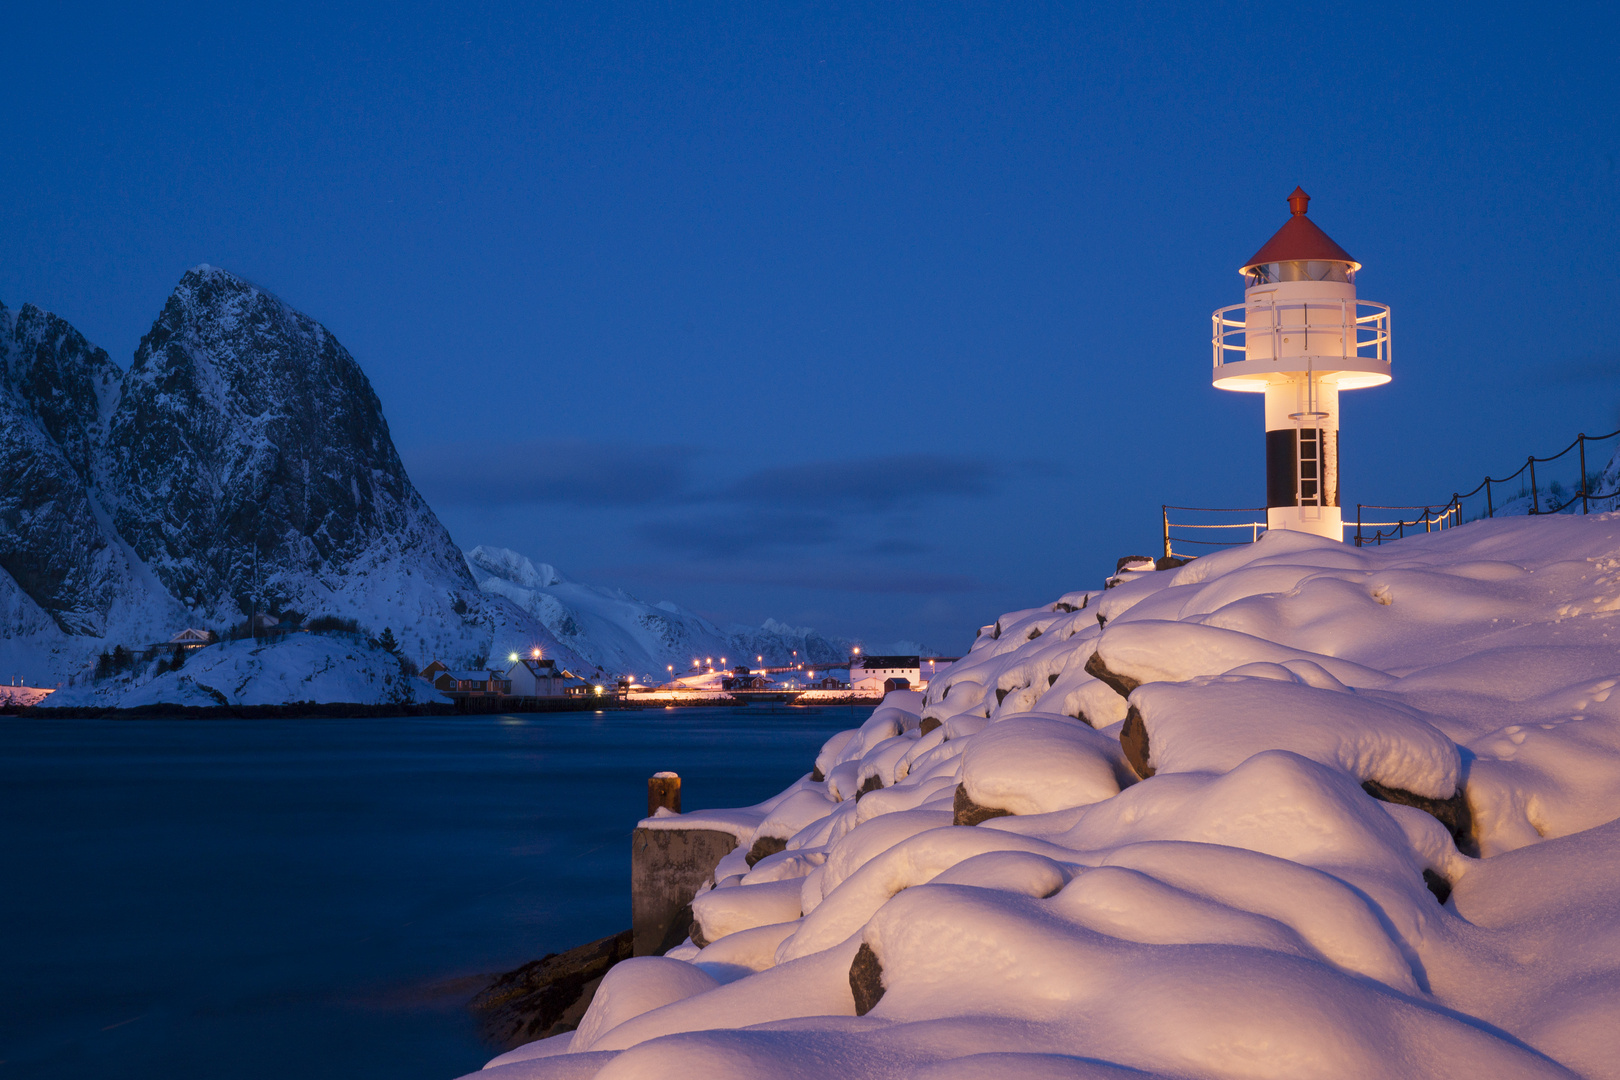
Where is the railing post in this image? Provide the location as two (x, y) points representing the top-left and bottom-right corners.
(1356, 504), (1363, 547)
(1162, 506), (1171, 559)
(1486, 478), (1493, 518)
(1530, 457), (1539, 514)
(1580, 435), (1589, 514)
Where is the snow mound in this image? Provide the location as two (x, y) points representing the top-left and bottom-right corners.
(468, 514), (1620, 1079)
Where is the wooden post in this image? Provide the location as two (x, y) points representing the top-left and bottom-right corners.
(648, 772), (681, 816)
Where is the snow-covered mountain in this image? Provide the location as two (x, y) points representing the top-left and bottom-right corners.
(0, 267), (577, 685)
(465, 545), (901, 678)
(0, 267), (891, 698)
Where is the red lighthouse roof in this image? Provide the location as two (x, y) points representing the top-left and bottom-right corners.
(1240, 187), (1358, 273)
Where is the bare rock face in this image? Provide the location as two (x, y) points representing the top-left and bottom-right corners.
(849, 942), (885, 1016)
(746, 835), (787, 867)
(953, 782), (1012, 826)
(1361, 778), (1476, 855)
(1085, 650), (1140, 698)
(0, 301), (127, 634)
(1121, 705), (1154, 778)
(102, 267), (478, 626)
(470, 929), (633, 1049)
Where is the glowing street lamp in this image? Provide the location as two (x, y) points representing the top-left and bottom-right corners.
(508, 652), (518, 662)
(532, 647), (542, 659)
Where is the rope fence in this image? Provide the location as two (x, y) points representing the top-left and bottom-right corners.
(1162, 427), (1620, 554)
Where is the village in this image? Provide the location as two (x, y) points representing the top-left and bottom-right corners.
(419, 648), (961, 711)
(1, 615), (961, 714)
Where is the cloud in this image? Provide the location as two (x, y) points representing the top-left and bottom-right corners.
(403, 439), (697, 507)
(636, 511), (842, 557)
(603, 559), (989, 595)
(705, 453), (1003, 509)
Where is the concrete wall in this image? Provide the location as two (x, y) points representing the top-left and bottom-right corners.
(630, 826), (738, 956)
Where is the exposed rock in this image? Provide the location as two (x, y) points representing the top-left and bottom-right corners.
(1116, 555), (1155, 574)
(746, 835), (788, 866)
(1084, 650), (1140, 698)
(1361, 778), (1476, 855)
(1154, 555), (1190, 571)
(0, 300), (129, 634)
(810, 765), (825, 782)
(1121, 705), (1155, 778)
(856, 773), (885, 799)
(953, 782), (1012, 826)
(1423, 869), (1452, 905)
(849, 942), (885, 1016)
(919, 717), (942, 736)
(469, 929), (633, 1050)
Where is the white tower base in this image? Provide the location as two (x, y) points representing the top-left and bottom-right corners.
(1266, 504), (1343, 540)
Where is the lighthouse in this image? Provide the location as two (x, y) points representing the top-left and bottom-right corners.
(1211, 188), (1391, 540)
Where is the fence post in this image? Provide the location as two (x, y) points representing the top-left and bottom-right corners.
(1356, 504), (1363, 547)
(1580, 435), (1589, 514)
(1162, 506), (1171, 559)
(1530, 456), (1539, 514)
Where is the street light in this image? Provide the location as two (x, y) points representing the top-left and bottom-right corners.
(532, 647), (542, 659)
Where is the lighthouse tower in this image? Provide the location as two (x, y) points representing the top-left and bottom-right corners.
(1211, 188), (1391, 540)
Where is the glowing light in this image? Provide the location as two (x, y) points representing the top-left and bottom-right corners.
(508, 652), (518, 662)
(593, 685), (604, 695)
(532, 647), (541, 659)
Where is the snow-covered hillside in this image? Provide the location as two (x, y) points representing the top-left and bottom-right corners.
(481, 514), (1620, 1080)
(466, 546), (893, 677)
(47, 633), (448, 708)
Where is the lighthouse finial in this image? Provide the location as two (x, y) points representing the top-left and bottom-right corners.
(1288, 187), (1310, 216)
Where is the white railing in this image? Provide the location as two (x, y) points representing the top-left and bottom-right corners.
(1212, 298), (1391, 370)
(1161, 505), (1269, 559)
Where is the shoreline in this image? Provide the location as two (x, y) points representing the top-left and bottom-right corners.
(11, 696), (880, 720)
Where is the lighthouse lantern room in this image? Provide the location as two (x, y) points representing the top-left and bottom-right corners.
(1211, 188), (1391, 541)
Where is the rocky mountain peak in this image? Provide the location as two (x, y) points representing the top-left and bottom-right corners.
(104, 266), (475, 621)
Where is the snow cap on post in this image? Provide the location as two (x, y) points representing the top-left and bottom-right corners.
(1241, 187), (1359, 273)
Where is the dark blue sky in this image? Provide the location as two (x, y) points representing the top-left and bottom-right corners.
(4, 3), (1617, 650)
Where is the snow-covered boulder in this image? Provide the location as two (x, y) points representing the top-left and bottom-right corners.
(485, 514), (1620, 1080)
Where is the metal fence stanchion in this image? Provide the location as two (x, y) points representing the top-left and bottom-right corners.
(1530, 456), (1539, 514)
(1580, 435), (1589, 515)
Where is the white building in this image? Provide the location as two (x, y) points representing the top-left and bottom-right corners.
(503, 656), (585, 697)
(851, 655), (922, 693)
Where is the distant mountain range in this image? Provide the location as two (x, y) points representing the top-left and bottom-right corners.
(0, 267), (904, 690)
(465, 545), (922, 679)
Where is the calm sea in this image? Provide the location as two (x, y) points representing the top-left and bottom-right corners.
(0, 705), (861, 1079)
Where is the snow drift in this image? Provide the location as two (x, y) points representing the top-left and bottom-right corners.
(473, 514), (1620, 1080)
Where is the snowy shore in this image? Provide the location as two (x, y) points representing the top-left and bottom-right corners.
(472, 513), (1620, 1080)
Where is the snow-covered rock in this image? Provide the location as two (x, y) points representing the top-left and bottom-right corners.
(478, 514), (1620, 1080)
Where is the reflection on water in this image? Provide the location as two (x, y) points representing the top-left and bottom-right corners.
(0, 706), (859, 1079)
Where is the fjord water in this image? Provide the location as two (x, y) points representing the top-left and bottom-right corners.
(0, 706), (859, 1079)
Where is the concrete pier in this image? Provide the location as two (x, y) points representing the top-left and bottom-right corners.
(631, 825), (738, 956)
